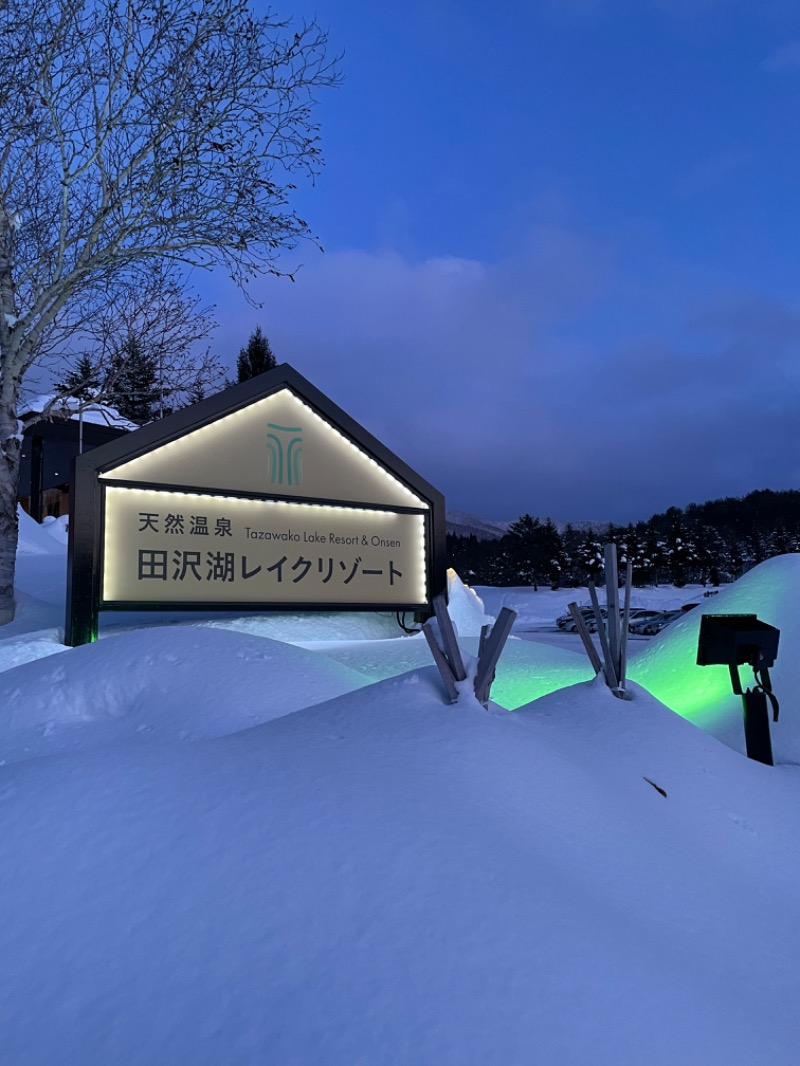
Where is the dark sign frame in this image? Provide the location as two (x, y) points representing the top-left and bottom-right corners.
(65, 364), (446, 645)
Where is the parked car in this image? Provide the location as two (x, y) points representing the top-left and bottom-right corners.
(625, 608), (662, 632)
(558, 605), (664, 634)
(556, 606), (605, 633)
(560, 605), (662, 626)
(629, 609), (685, 636)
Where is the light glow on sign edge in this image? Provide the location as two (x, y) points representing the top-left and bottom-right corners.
(99, 389), (428, 510)
(102, 485), (429, 605)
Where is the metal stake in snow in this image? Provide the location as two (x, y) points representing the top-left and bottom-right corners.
(423, 596), (466, 703)
(571, 543), (633, 700)
(424, 594), (516, 708)
(473, 608), (516, 707)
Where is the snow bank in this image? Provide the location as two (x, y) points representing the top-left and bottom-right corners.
(0, 626), (370, 766)
(202, 609), (407, 643)
(477, 582), (705, 629)
(629, 554), (800, 761)
(2, 672), (800, 1065)
(15, 506), (66, 556)
(3, 517), (68, 644)
(6, 517), (800, 1063)
(41, 514), (69, 545)
(445, 567), (494, 636)
(203, 570), (492, 644)
(0, 625), (68, 675)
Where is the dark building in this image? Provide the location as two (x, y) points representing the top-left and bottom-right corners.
(19, 410), (131, 521)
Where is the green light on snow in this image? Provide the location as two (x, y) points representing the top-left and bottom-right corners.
(627, 605), (782, 728)
(490, 661), (593, 709)
(471, 639), (594, 710)
(598, 559), (793, 733)
(314, 636), (594, 710)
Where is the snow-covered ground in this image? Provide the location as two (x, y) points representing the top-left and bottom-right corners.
(3, 508), (800, 1064)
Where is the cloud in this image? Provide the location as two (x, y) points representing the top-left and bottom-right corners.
(202, 226), (800, 526)
(763, 40), (800, 71)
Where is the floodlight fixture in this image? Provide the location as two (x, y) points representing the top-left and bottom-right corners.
(697, 614), (780, 766)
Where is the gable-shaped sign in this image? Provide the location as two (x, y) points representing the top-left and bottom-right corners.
(66, 364), (446, 645)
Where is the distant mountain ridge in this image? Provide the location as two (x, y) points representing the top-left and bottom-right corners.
(446, 510), (508, 540)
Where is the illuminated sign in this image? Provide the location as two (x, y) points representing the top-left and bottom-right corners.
(103, 386), (426, 508)
(66, 364), (446, 645)
(102, 487), (427, 606)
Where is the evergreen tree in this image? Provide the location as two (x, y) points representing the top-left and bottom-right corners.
(505, 513), (544, 590)
(693, 525), (721, 586)
(664, 530), (699, 587)
(55, 355), (101, 402)
(619, 527), (642, 585)
(641, 529), (667, 585)
(539, 518), (567, 589)
(108, 337), (160, 424)
(236, 327), (277, 382)
(576, 535), (604, 583)
(560, 523), (583, 586)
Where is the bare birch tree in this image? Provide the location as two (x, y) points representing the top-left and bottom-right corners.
(49, 263), (222, 420)
(0, 0), (339, 623)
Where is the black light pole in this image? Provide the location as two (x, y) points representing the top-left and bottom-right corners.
(697, 614), (780, 766)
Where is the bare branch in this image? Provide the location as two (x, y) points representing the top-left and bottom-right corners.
(0, 0), (340, 623)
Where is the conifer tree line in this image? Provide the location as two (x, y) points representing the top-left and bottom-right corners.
(447, 489), (800, 589)
(55, 326), (278, 425)
(56, 338), (176, 425)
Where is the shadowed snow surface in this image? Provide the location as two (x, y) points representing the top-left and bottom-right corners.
(4, 675), (800, 1065)
(4, 515), (800, 1063)
(0, 626), (371, 765)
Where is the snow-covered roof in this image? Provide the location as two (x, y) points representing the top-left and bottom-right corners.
(20, 394), (138, 430)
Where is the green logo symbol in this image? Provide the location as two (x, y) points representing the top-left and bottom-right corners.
(267, 423), (303, 486)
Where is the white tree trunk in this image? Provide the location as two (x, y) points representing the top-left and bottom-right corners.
(0, 398), (20, 624)
(0, 0), (339, 628)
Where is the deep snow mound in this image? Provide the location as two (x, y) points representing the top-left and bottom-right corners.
(628, 554), (800, 760)
(16, 506), (66, 556)
(3, 670), (800, 1065)
(200, 609), (407, 642)
(0, 625), (370, 765)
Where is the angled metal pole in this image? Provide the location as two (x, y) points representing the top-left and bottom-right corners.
(588, 578), (618, 690)
(618, 560), (633, 690)
(433, 593), (466, 682)
(423, 621), (460, 703)
(604, 543), (621, 679)
(568, 602), (603, 676)
(478, 623), (489, 661)
(474, 607), (517, 706)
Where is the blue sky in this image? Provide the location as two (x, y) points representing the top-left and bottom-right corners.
(202, 0), (800, 524)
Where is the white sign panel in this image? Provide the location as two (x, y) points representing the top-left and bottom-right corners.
(102, 486), (427, 607)
(101, 388), (427, 509)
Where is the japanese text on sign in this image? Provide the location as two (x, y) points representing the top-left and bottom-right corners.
(102, 486), (427, 607)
